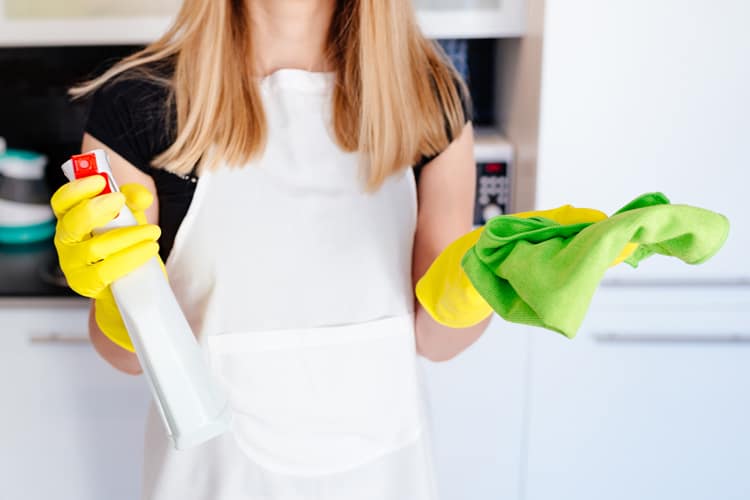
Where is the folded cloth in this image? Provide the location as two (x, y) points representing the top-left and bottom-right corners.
(461, 192), (730, 338)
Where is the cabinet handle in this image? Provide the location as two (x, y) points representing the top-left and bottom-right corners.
(600, 278), (750, 288)
(593, 332), (750, 344)
(29, 333), (90, 345)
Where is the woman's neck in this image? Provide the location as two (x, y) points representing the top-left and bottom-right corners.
(249, 0), (336, 75)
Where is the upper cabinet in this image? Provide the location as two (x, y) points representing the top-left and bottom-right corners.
(535, 0), (750, 283)
(414, 0), (526, 38)
(0, 0), (526, 46)
(0, 0), (178, 45)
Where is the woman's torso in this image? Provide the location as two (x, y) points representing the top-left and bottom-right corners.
(163, 70), (418, 338)
(133, 70), (439, 500)
(83, 63), (454, 266)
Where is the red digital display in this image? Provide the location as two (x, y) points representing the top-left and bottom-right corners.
(484, 162), (505, 174)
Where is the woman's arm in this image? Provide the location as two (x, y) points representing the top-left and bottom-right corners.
(81, 133), (160, 375)
(412, 122), (492, 362)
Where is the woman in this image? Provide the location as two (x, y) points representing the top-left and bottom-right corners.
(51, 0), (493, 498)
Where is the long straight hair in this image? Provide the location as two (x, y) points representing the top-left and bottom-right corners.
(72, 0), (469, 191)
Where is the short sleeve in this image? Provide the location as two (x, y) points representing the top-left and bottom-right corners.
(84, 74), (174, 175)
(412, 76), (473, 182)
(83, 69), (197, 263)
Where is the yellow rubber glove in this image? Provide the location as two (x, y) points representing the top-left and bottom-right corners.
(51, 176), (161, 352)
(415, 205), (638, 328)
(416, 225), (490, 328)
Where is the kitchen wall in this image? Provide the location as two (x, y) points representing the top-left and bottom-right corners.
(0, 45), (140, 188)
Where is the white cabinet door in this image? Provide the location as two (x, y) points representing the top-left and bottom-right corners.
(414, 0), (526, 38)
(536, 0), (750, 281)
(421, 316), (530, 500)
(0, 0), (178, 46)
(0, 0), (525, 45)
(524, 286), (750, 500)
(0, 301), (150, 500)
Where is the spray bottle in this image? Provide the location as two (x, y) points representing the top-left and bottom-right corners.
(62, 149), (231, 449)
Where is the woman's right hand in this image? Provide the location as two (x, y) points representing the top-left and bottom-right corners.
(51, 175), (161, 351)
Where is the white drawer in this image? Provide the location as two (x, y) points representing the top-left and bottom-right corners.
(0, 300), (150, 500)
(526, 286), (750, 500)
(581, 285), (750, 343)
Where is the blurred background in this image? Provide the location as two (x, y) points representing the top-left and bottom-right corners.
(0, 1), (748, 499)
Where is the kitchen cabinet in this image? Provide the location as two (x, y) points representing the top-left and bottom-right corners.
(522, 2), (750, 498)
(414, 0), (526, 38)
(535, 0), (750, 282)
(4, 0), (176, 17)
(421, 316), (530, 500)
(0, 0), (527, 46)
(0, 299), (150, 500)
(0, 0), (178, 46)
(523, 286), (750, 500)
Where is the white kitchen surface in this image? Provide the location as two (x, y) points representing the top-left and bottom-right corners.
(536, 0), (750, 282)
(0, 300), (150, 500)
(525, 286), (750, 500)
(526, 2), (750, 499)
(421, 317), (530, 500)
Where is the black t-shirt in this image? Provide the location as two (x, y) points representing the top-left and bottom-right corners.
(84, 66), (470, 261)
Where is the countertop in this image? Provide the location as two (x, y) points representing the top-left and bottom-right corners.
(0, 238), (78, 298)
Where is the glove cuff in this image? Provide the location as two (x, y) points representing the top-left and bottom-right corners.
(94, 292), (135, 352)
(416, 227), (493, 328)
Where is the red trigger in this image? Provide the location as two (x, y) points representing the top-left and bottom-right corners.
(71, 153), (112, 195)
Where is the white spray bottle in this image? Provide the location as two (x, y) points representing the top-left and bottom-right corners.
(62, 149), (231, 449)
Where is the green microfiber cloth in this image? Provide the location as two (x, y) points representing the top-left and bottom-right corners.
(461, 192), (730, 338)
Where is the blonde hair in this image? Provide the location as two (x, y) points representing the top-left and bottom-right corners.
(72, 0), (469, 191)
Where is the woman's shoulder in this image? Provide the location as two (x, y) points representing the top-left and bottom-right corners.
(89, 60), (174, 119)
(84, 59), (176, 174)
(412, 74), (472, 181)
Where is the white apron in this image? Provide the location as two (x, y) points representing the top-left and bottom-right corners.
(141, 69), (440, 500)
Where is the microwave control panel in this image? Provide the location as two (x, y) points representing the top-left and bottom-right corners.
(475, 161), (511, 225)
(473, 131), (513, 226)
